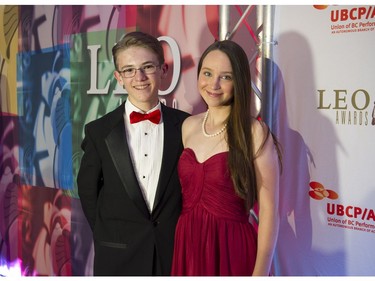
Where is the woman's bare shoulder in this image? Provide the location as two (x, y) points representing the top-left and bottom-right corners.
(183, 112), (205, 127)
(182, 112), (206, 141)
(251, 118), (271, 154)
(251, 118), (268, 138)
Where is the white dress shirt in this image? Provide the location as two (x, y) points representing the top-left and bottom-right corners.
(124, 100), (164, 212)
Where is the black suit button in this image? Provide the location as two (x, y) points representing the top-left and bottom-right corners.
(153, 221), (160, 227)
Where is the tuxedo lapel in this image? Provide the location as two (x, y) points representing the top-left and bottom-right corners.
(105, 111), (150, 218)
(152, 105), (181, 214)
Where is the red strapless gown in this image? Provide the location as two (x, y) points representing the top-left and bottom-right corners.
(171, 148), (257, 276)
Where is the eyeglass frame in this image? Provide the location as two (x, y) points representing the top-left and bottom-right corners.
(117, 63), (161, 78)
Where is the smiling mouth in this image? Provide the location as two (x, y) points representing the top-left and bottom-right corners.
(134, 84), (150, 90)
(207, 90), (222, 96)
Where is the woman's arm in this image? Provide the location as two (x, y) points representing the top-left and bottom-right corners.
(251, 122), (280, 276)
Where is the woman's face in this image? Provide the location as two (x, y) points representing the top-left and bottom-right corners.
(198, 50), (234, 108)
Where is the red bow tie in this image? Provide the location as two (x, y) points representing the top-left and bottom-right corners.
(130, 109), (161, 124)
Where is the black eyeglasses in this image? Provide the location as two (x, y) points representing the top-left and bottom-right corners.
(117, 63), (160, 78)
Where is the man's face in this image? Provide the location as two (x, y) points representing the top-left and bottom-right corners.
(114, 46), (167, 110)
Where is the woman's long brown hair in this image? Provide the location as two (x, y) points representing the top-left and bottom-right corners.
(198, 40), (280, 210)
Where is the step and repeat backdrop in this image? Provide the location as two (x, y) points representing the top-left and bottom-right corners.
(0, 4), (374, 276)
(273, 5), (375, 276)
(0, 5), (259, 276)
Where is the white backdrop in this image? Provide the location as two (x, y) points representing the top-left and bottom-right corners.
(272, 5), (375, 275)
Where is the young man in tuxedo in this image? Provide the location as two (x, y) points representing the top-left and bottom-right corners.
(77, 31), (189, 276)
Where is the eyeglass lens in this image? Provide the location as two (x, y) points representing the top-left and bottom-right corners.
(119, 64), (159, 78)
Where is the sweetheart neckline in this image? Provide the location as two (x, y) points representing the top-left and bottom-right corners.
(183, 147), (228, 164)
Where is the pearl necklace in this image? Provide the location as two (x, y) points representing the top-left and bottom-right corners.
(201, 109), (227, 138)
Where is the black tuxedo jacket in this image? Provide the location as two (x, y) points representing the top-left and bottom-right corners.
(77, 101), (189, 276)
